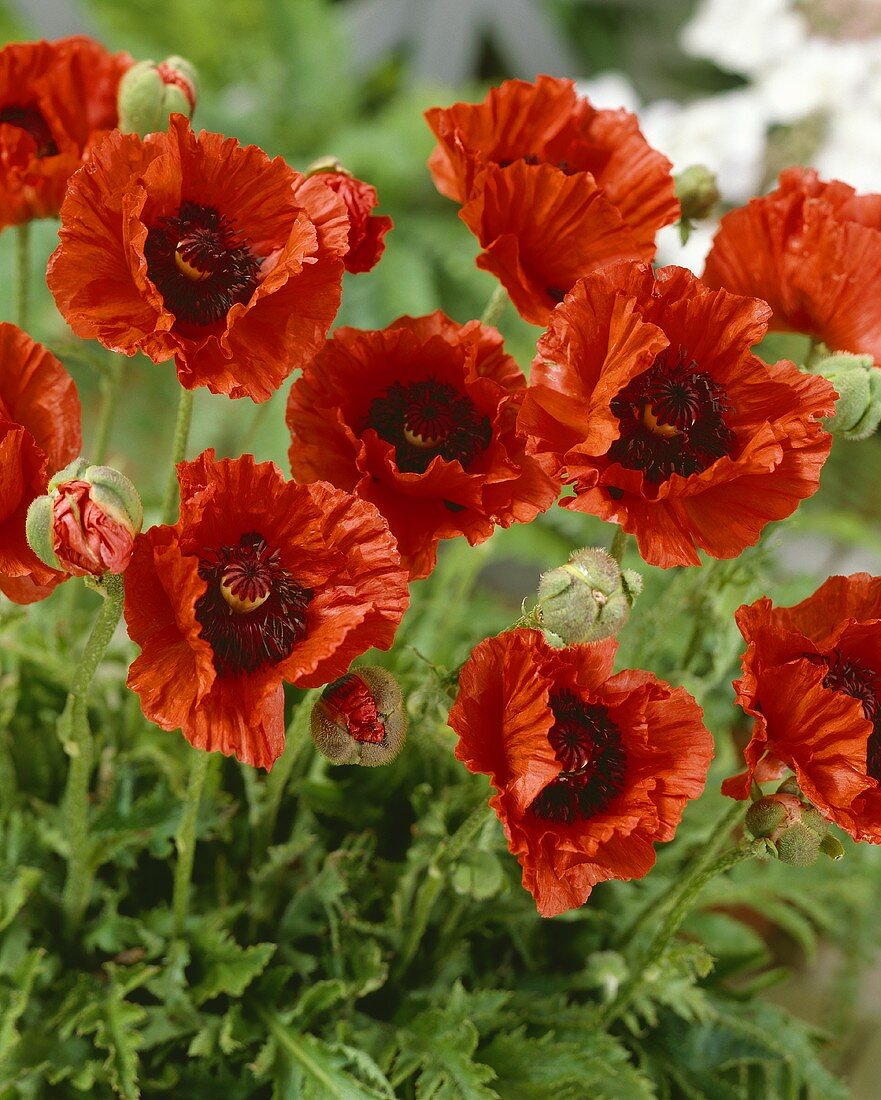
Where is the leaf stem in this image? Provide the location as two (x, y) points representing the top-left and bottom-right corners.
(601, 839), (764, 1026)
(172, 749), (210, 937)
(14, 222), (31, 330)
(61, 574), (125, 931)
(160, 387), (195, 525)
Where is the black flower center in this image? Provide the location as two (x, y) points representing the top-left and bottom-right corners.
(0, 102), (58, 157)
(194, 532), (310, 677)
(817, 650), (881, 782)
(530, 690), (627, 823)
(607, 347), (736, 484)
(144, 201), (262, 327)
(365, 377), (491, 474)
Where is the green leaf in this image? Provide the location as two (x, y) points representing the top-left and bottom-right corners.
(191, 928), (275, 1005)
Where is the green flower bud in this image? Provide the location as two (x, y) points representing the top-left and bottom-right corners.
(675, 165), (720, 222)
(311, 667), (407, 766)
(745, 792), (841, 866)
(804, 351), (881, 441)
(26, 461), (142, 578)
(537, 548), (641, 644)
(118, 56), (198, 137)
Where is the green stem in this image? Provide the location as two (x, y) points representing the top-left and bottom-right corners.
(172, 750), (210, 938)
(609, 526), (629, 564)
(91, 357), (125, 465)
(14, 222), (30, 331)
(160, 388), (195, 525)
(395, 800), (493, 974)
(614, 800), (746, 949)
(480, 284), (508, 328)
(60, 574), (125, 931)
(252, 689), (319, 861)
(601, 839), (763, 1026)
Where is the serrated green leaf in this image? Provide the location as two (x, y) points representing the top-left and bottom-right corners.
(191, 928), (275, 1005)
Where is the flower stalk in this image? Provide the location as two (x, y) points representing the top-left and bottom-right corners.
(171, 748), (210, 937)
(60, 573), (125, 931)
(160, 387), (194, 525)
(14, 222), (31, 331)
(600, 838), (765, 1026)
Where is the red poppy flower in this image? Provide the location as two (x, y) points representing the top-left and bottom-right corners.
(0, 36), (130, 228)
(123, 451), (409, 770)
(518, 263), (835, 568)
(723, 574), (881, 843)
(425, 75), (678, 325)
(448, 628), (712, 917)
(47, 115), (349, 401)
(702, 168), (881, 363)
(286, 311), (559, 580)
(317, 169), (393, 274)
(0, 323), (82, 603)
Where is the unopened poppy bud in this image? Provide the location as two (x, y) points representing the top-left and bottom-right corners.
(310, 667), (407, 766)
(26, 461), (143, 578)
(805, 351), (881, 441)
(675, 164), (720, 223)
(537, 548), (641, 644)
(745, 792), (838, 867)
(118, 56), (198, 136)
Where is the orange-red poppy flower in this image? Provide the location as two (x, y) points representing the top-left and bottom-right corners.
(0, 323), (82, 603)
(47, 115), (349, 401)
(0, 36), (129, 228)
(448, 628), (712, 916)
(723, 574), (881, 843)
(519, 263), (835, 568)
(286, 311), (559, 579)
(123, 451), (409, 770)
(703, 168), (881, 363)
(425, 75), (678, 325)
(318, 170), (393, 274)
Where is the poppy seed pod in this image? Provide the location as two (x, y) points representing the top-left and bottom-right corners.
(311, 667), (408, 766)
(117, 55), (198, 136)
(26, 459), (142, 578)
(745, 789), (840, 867)
(537, 548), (641, 644)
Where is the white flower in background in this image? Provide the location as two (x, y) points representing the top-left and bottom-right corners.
(653, 221), (717, 274)
(681, 0), (808, 76)
(640, 90), (767, 204)
(754, 37), (879, 125)
(575, 71), (641, 113)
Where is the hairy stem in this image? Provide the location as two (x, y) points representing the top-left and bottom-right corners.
(91, 357), (125, 465)
(14, 222), (31, 331)
(601, 839), (763, 1026)
(609, 526), (630, 564)
(252, 689), (319, 861)
(61, 574), (125, 932)
(172, 750), (211, 937)
(160, 387), (195, 525)
(615, 799), (746, 950)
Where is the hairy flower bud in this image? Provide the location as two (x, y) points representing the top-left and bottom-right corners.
(537, 548), (641, 644)
(310, 667), (407, 766)
(118, 56), (198, 136)
(745, 790), (838, 867)
(675, 164), (720, 222)
(26, 460), (143, 578)
(804, 351), (881, 441)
